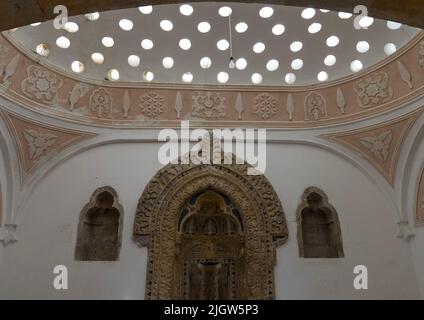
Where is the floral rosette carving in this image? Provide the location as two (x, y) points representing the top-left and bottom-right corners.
(89, 87), (113, 118)
(360, 130), (392, 162)
(23, 129), (58, 160)
(192, 92), (226, 119)
(354, 72), (393, 109)
(21, 65), (63, 104)
(252, 93), (277, 120)
(140, 92), (165, 118)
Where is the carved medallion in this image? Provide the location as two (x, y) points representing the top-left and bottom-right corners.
(140, 92), (165, 118)
(354, 72), (393, 108)
(192, 92), (226, 119)
(23, 129), (58, 160)
(360, 130), (392, 162)
(252, 93), (277, 120)
(21, 65), (63, 104)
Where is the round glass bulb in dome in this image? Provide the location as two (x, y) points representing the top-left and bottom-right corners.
(266, 59), (279, 71)
(259, 7), (273, 18)
(128, 55), (140, 67)
(200, 57), (212, 69)
(143, 70), (154, 82)
(85, 12), (99, 21)
(160, 20), (173, 32)
(251, 73), (263, 84)
(64, 22), (79, 33)
(217, 72), (229, 84)
(102, 37), (114, 48)
(36, 43), (49, 57)
(272, 24), (285, 35)
(119, 19), (133, 31)
(180, 4), (193, 16)
(236, 58), (247, 70)
(219, 6), (232, 17)
(141, 39), (154, 50)
(71, 61), (85, 73)
(56, 36), (70, 49)
(338, 12), (352, 19)
(301, 8), (316, 19)
(107, 69), (120, 81)
(326, 35), (339, 47)
(162, 57), (174, 69)
(179, 39), (191, 50)
(91, 52), (104, 64)
(291, 59), (303, 70)
(308, 23), (322, 33)
(387, 21), (402, 30)
(384, 43), (397, 55)
(324, 55), (336, 66)
(182, 72), (193, 83)
(317, 71), (329, 82)
(217, 39), (229, 51)
(290, 41), (303, 52)
(138, 6), (152, 14)
(356, 41), (370, 53)
(285, 73), (296, 84)
(235, 22), (248, 33)
(253, 42), (265, 53)
(350, 60), (363, 72)
(359, 16), (374, 28)
(198, 22), (211, 33)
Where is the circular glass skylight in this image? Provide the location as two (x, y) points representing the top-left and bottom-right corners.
(253, 42), (265, 53)
(324, 55), (336, 66)
(350, 60), (363, 72)
(308, 23), (322, 34)
(326, 35), (340, 47)
(64, 22), (79, 33)
(219, 6), (232, 17)
(180, 4), (193, 16)
(160, 20), (173, 31)
(217, 39), (229, 51)
(272, 24), (285, 35)
(107, 69), (120, 81)
(36, 43), (49, 57)
(56, 36), (70, 49)
(259, 7), (274, 18)
(182, 72), (193, 83)
(179, 38), (191, 50)
(338, 12), (352, 19)
(200, 57), (212, 69)
(119, 19), (133, 31)
(217, 71), (229, 83)
(251, 73), (263, 84)
(143, 70), (154, 81)
(91, 52), (104, 64)
(266, 59), (279, 71)
(139, 6), (153, 14)
(356, 41), (370, 53)
(387, 21), (402, 30)
(162, 57), (174, 69)
(85, 12), (100, 21)
(301, 8), (316, 19)
(290, 41), (303, 52)
(285, 73), (296, 84)
(317, 71), (328, 81)
(291, 59), (303, 70)
(384, 43), (397, 55)
(13, 3), (419, 86)
(235, 22), (248, 33)
(128, 55), (140, 67)
(71, 61), (85, 73)
(102, 36), (114, 47)
(141, 39), (154, 50)
(198, 22), (211, 33)
(359, 16), (374, 28)
(236, 58), (247, 70)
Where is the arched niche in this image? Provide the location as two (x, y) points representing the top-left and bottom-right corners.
(133, 158), (288, 299)
(75, 186), (123, 261)
(296, 187), (344, 258)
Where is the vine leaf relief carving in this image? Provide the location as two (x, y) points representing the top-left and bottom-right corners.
(192, 92), (226, 119)
(354, 72), (393, 109)
(122, 90), (131, 118)
(235, 93), (243, 120)
(304, 92), (327, 120)
(286, 94), (294, 121)
(336, 87), (346, 114)
(69, 83), (91, 111)
(1, 54), (20, 88)
(360, 130), (392, 162)
(0, 43), (10, 77)
(175, 91), (183, 119)
(23, 129), (58, 160)
(253, 93), (277, 120)
(397, 61), (413, 89)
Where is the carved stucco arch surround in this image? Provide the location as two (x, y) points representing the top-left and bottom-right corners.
(133, 161), (288, 299)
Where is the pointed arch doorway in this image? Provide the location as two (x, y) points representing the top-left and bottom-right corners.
(133, 159), (288, 299)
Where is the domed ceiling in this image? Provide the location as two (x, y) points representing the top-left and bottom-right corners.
(5, 2), (420, 86)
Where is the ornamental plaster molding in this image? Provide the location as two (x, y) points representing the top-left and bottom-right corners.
(416, 166), (424, 225)
(0, 33), (424, 128)
(322, 108), (423, 186)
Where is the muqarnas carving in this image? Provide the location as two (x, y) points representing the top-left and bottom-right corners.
(75, 187), (123, 261)
(297, 187), (344, 258)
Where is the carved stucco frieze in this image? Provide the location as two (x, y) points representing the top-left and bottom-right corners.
(304, 91), (327, 120)
(354, 72), (393, 109)
(23, 129), (58, 161)
(133, 145), (288, 299)
(192, 91), (226, 119)
(140, 92), (165, 118)
(89, 87), (113, 118)
(252, 93), (277, 120)
(360, 130), (392, 162)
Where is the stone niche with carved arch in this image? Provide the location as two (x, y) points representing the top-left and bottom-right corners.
(133, 157), (288, 300)
(296, 187), (344, 258)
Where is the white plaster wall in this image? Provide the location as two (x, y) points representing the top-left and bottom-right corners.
(0, 141), (420, 299)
